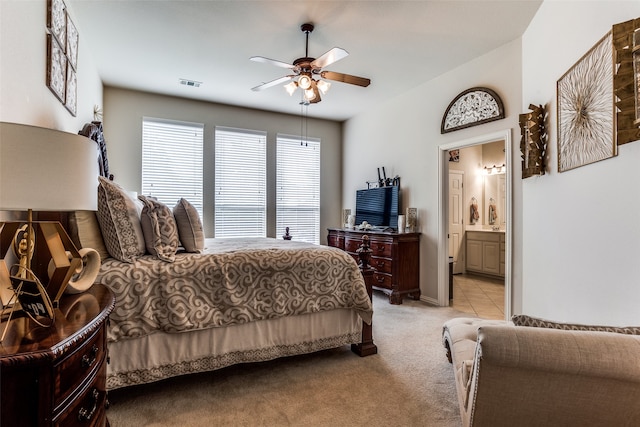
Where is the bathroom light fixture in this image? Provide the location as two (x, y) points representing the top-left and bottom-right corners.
(483, 164), (506, 175)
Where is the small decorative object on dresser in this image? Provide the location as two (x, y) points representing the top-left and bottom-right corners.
(406, 207), (417, 232)
(328, 227), (421, 304)
(342, 208), (351, 227)
(0, 284), (115, 426)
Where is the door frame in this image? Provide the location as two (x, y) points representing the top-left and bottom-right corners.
(437, 129), (512, 319)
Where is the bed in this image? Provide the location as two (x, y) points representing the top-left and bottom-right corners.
(66, 177), (373, 390)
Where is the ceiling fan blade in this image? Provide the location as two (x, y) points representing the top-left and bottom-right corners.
(250, 56), (295, 69)
(311, 47), (349, 69)
(320, 71), (371, 87)
(251, 75), (293, 91)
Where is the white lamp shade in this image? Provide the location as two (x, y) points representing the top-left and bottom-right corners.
(0, 122), (99, 211)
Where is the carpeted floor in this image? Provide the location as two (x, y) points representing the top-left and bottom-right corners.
(106, 292), (471, 426)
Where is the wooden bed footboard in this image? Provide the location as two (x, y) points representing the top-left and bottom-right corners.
(352, 235), (378, 357)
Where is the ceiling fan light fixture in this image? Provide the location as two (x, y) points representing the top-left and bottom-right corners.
(284, 81), (298, 96)
(316, 79), (331, 94)
(298, 74), (312, 90)
(304, 87), (316, 101)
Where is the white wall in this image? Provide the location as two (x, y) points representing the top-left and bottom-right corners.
(343, 39), (524, 307)
(521, 1), (640, 325)
(0, 0), (102, 132)
(103, 87), (343, 243)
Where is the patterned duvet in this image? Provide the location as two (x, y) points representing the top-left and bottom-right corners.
(97, 238), (373, 343)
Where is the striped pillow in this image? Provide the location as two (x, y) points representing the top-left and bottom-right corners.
(511, 314), (640, 335)
(96, 177), (146, 263)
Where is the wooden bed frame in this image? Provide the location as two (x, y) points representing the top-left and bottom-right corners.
(32, 212), (377, 359)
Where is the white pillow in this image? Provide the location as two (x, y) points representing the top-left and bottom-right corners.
(68, 210), (110, 262)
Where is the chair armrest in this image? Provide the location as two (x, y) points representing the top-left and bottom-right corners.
(476, 325), (640, 382)
(464, 325), (640, 426)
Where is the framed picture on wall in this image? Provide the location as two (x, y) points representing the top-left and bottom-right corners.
(557, 31), (616, 172)
(47, 0), (66, 50)
(46, 34), (66, 103)
(66, 11), (79, 70)
(65, 64), (77, 116)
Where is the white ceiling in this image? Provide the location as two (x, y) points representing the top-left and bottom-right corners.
(68, 1), (542, 122)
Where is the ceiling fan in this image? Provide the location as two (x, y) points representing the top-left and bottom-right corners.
(250, 23), (371, 105)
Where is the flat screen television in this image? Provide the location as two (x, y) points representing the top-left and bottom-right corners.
(355, 186), (400, 229)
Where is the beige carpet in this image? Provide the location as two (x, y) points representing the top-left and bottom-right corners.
(106, 293), (470, 426)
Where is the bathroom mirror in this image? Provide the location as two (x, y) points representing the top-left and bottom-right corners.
(483, 174), (506, 229)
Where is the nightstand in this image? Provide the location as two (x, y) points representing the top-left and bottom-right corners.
(0, 284), (115, 426)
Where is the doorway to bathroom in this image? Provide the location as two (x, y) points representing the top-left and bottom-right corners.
(438, 130), (512, 320)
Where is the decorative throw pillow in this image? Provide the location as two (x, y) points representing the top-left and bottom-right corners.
(511, 314), (640, 335)
(173, 198), (204, 253)
(139, 195), (180, 262)
(68, 210), (110, 262)
(96, 177), (146, 263)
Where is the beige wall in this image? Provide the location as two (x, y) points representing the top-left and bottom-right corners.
(103, 87), (342, 242)
(521, 1), (640, 325)
(0, 0), (102, 132)
(343, 38), (524, 308)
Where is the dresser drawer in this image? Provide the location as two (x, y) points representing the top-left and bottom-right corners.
(54, 326), (106, 409)
(344, 237), (363, 254)
(372, 272), (392, 289)
(54, 359), (107, 427)
(369, 239), (392, 257)
(371, 257), (392, 274)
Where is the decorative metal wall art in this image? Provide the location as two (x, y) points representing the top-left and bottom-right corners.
(519, 104), (547, 178)
(441, 87), (505, 134)
(46, 0), (79, 116)
(612, 18), (640, 145)
(557, 31), (615, 172)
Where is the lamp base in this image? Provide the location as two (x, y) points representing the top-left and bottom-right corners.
(0, 220), (81, 309)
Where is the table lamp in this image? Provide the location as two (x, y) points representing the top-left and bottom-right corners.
(0, 122), (98, 323)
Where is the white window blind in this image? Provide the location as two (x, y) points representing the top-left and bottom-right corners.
(276, 134), (320, 244)
(214, 127), (267, 238)
(141, 118), (204, 218)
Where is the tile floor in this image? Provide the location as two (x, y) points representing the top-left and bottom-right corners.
(450, 273), (505, 320)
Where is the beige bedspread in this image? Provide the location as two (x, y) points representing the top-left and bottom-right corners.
(97, 238), (372, 342)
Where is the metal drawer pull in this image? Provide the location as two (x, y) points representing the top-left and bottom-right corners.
(377, 246), (385, 252)
(375, 261), (385, 267)
(78, 388), (99, 422)
(376, 275), (385, 283)
(81, 345), (99, 368)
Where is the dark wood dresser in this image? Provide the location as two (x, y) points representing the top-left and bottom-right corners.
(0, 284), (115, 426)
(327, 228), (421, 304)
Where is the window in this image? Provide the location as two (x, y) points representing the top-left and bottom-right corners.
(214, 127), (267, 238)
(141, 118), (204, 217)
(276, 134), (320, 244)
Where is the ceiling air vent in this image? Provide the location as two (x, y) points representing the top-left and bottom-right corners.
(179, 79), (202, 88)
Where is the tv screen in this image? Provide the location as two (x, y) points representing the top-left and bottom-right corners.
(355, 186), (400, 228)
